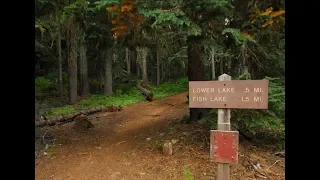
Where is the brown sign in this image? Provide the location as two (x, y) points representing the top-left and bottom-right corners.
(189, 80), (268, 109)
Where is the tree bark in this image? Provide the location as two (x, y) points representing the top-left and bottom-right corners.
(137, 84), (153, 101)
(79, 36), (90, 96)
(125, 47), (131, 74)
(35, 105), (122, 127)
(113, 50), (120, 78)
(97, 50), (104, 91)
(211, 46), (215, 80)
(162, 61), (165, 81)
(168, 61), (171, 80)
(137, 46), (148, 83)
(219, 56), (224, 75)
(104, 47), (113, 95)
(156, 46), (160, 85)
(66, 17), (78, 104)
(56, 6), (63, 101)
(240, 45), (247, 75)
(187, 35), (207, 121)
(227, 57), (232, 75)
(136, 48), (141, 78)
(130, 47), (137, 74)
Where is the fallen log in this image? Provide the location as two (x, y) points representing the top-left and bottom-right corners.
(35, 105), (122, 127)
(140, 81), (150, 89)
(137, 84), (153, 101)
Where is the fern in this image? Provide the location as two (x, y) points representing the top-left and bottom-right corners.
(199, 73), (284, 148)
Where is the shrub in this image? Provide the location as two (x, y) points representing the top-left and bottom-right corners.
(35, 76), (54, 93)
(199, 74), (285, 149)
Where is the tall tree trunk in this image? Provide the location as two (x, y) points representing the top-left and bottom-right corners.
(219, 56), (224, 75)
(161, 62), (165, 81)
(130, 47), (137, 74)
(156, 46), (160, 85)
(136, 46), (143, 78)
(187, 35), (207, 121)
(168, 62), (171, 80)
(56, 9), (63, 101)
(211, 46), (215, 80)
(125, 47), (131, 74)
(250, 62), (255, 79)
(240, 45), (247, 75)
(104, 47), (113, 95)
(66, 17), (78, 104)
(98, 50), (104, 91)
(113, 49), (120, 78)
(137, 63), (140, 78)
(149, 47), (157, 84)
(227, 57), (232, 75)
(137, 46), (148, 83)
(136, 47), (141, 78)
(79, 36), (89, 96)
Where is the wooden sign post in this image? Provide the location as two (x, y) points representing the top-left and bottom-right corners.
(188, 74), (269, 180)
(217, 74), (231, 180)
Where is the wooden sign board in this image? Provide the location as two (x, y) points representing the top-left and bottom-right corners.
(189, 80), (268, 109)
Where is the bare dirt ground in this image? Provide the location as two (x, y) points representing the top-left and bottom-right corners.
(35, 93), (285, 180)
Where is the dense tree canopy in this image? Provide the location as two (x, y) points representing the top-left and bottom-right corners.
(35, 0), (285, 146)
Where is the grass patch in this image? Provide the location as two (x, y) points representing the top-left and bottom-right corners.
(183, 166), (194, 180)
(48, 105), (76, 118)
(46, 147), (56, 157)
(47, 78), (188, 118)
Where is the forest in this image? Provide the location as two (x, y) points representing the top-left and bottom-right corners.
(35, 0), (285, 179)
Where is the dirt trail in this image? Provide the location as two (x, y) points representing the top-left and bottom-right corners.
(35, 93), (284, 180)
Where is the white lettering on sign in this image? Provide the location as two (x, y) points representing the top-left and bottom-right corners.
(254, 96), (263, 102)
(192, 88), (211, 93)
(210, 96), (227, 102)
(253, 88), (263, 93)
(218, 88), (235, 93)
(193, 96), (208, 101)
(188, 80), (269, 109)
(241, 97), (249, 102)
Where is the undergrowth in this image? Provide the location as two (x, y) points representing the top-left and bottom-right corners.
(46, 78), (188, 118)
(199, 73), (285, 149)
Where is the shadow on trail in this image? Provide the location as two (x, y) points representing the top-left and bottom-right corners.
(50, 93), (188, 153)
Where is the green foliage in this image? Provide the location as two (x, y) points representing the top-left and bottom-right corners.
(201, 0), (233, 16)
(183, 166), (194, 180)
(258, 45), (285, 80)
(79, 90), (144, 108)
(48, 105), (75, 118)
(187, 23), (202, 36)
(35, 76), (54, 93)
(93, 0), (120, 11)
(236, 71), (251, 80)
(47, 78), (188, 118)
(168, 46), (187, 64)
(139, 8), (201, 36)
(199, 74), (284, 148)
(222, 28), (256, 46)
(265, 77), (285, 120)
(151, 78), (188, 99)
(45, 147), (56, 157)
(35, 0), (284, 140)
